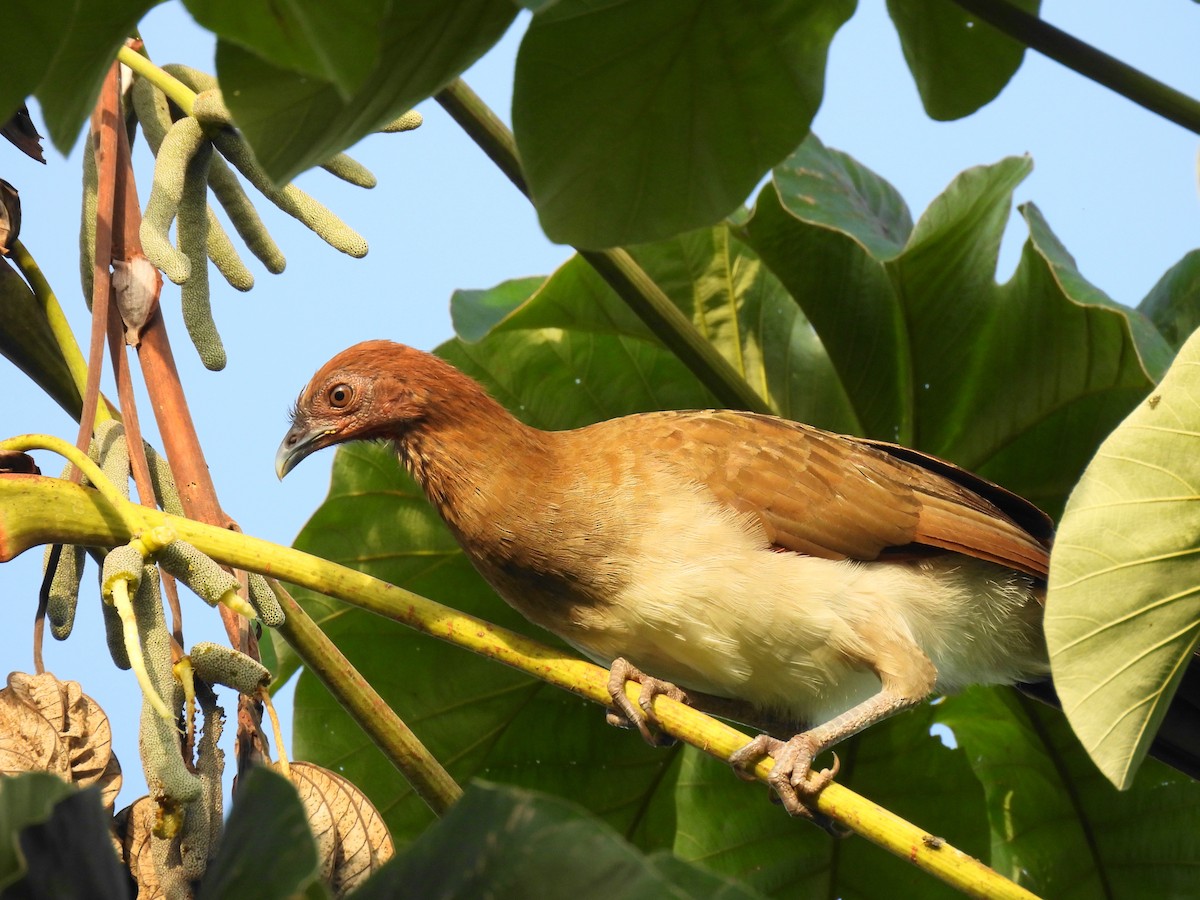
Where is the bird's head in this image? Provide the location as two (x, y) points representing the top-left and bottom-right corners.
(275, 340), (441, 479)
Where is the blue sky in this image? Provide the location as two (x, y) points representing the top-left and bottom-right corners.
(3, 3), (1198, 807)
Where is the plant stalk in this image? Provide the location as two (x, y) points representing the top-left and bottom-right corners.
(435, 79), (772, 415)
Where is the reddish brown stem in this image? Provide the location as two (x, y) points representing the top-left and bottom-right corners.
(76, 64), (122, 469)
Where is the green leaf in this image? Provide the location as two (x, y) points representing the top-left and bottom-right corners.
(350, 781), (767, 899)
(0, 0), (155, 154)
(0, 257), (83, 420)
(9, 787), (130, 900)
(198, 767), (322, 900)
(739, 139), (1169, 516)
(495, 227), (858, 429)
(451, 276), (547, 343)
(513, 0), (855, 247)
(184, 0), (388, 97)
(0, 773), (79, 890)
(672, 707), (987, 898)
(887, 0), (1041, 120)
(1046, 326), (1200, 789)
(938, 688), (1200, 896)
(1139, 249), (1200, 352)
(217, 0), (517, 183)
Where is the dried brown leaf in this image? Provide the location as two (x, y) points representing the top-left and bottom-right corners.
(116, 796), (165, 900)
(282, 761), (394, 897)
(2, 672), (122, 807)
(0, 679), (66, 776)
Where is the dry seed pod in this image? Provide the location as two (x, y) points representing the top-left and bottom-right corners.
(176, 140), (226, 370)
(43, 543), (85, 639)
(247, 572), (285, 627)
(140, 115), (205, 285)
(189, 641), (270, 694)
(213, 129), (368, 258)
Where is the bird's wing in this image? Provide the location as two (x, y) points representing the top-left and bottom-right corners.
(628, 410), (1052, 580)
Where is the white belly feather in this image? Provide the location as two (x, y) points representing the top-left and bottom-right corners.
(563, 484), (1048, 726)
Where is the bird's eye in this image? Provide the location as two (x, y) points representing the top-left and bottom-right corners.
(328, 384), (353, 408)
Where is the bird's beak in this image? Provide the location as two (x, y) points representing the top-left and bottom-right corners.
(275, 420), (335, 480)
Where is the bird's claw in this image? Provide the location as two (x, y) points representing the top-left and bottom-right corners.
(606, 657), (687, 747)
(729, 732), (843, 830)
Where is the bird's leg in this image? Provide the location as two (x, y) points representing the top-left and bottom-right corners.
(605, 657), (689, 747)
(731, 641), (936, 818)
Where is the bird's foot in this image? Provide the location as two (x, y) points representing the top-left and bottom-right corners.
(605, 657), (688, 747)
(729, 732), (844, 832)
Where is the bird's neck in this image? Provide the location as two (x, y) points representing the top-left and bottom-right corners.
(395, 380), (555, 536)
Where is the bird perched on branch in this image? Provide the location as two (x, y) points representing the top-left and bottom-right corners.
(274, 340), (1110, 815)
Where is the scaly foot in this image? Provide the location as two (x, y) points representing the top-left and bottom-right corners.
(605, 657), (688, 747)
(729, 732), (841, 825)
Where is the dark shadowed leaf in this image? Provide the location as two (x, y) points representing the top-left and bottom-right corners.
(185, 0), (387, 97)
(0, 773), (77, 890)
(11, 787), (130, 900)
(938, 688), (1200, 896)
(1139, 249), (1200, 352)
(217, 0), (516, 183)
(0, 0), (155, 154)
(513, 0), (855, 247)
(351, 781), (766, 900)
(198, 767), (322, 900)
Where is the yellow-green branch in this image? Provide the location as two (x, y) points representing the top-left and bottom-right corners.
(0, 473), (1038, 900)
(117, 45), (196, 116)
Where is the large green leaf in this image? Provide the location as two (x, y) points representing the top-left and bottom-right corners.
(512, 0), (855, 247)
(938, 687), (1200, 896)
(217, 0), (517, 183)
(494, 227), (858, 430)
(184, 0), (388, 97)
(1046, 326), (1200, 789)
(738, 137), (1170, 516)
(887, 0), (1041, 121)
(0, 0), (154, 153)
(354, 782), (766, 899)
